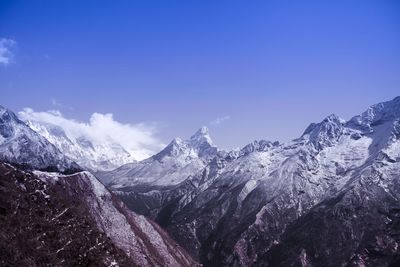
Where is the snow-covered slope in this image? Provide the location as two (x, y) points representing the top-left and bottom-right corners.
(20, 118), (135, 171)
(102, 96), (400, 266)
(98, 126), (219, 188)
(0, 106), (79, 172)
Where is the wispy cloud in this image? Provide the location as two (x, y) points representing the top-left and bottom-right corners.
(51, 98), (63, 108)
(210, 115), (231, 125)
(18, 108), (165, 161)
(51, 98), (74, 110)
(0, 38), (16, 66)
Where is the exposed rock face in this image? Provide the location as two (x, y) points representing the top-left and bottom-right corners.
(0, 162), (198, 266)
(100, 97), (400, 266)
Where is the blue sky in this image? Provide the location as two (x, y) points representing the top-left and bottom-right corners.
(1, 0), (400, 150)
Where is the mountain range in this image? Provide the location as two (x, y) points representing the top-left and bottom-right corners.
(1, 96), (400, 266)
(95, 96), (400, 266)
(0, 105), (197, 266)
(18, 114), (136, 171)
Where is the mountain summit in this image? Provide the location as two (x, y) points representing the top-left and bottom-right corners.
(153, 126), (217, 162)
(99, 127), (219, 188)
(301, 113), (345, 151)
(0, 106), (79, 172)
(190, 126), (213, 145)
(19, 115), (135, 172)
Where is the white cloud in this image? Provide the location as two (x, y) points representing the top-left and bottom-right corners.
(51, 98), (63, 108)
(18, 108), (165, 161)
(51, 98), (74, 111)
(0, 38), (16, 66)
(210, 115), (230, 125)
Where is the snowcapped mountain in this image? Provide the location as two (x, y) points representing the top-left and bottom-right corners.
(99, 96), (400, 266)
(20, 118), (135, 171)
(3, 96), (400, 266)
(98, 126), (219, 188)
(0, 106), (79, 172)
(0, 105), (198, 266)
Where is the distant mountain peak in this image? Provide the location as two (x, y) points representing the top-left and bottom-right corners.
(196, 125), (209, 134)
(152, 126), (217, 163)
(19, 116), (134, 171)
(302, 114), (343, 136)
(300, 113), (344, 151)
(0, 105), (21, 124)
(323, 113), (344, 123)
(0, 105), (79, 172)
(190, 126), (213, 145)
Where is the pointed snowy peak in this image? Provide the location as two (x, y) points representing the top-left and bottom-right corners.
(302, 114), (342, 135)
(189, 126), (218, 158)
(153, 137), (185, 160)
(324, 113), (345, 123)
(0, 106), (19, 140)
(301, 114), (344, 151)
(152, 126), (218, 162)
(0, 105), (19, 121)
(0, 105), (27, 132)
(1, 105), (36, 143)
(0, 105), (80, 172)
(151, 136), (195, 161)
(190, 126), (213, 146)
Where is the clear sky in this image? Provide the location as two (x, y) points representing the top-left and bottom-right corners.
(1, 0), (399, 151)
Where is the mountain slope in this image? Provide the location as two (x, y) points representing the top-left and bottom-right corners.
(0, 106), (79, 172)
(101, 96), (400, 266)
(0, 162), (133, 266)
(0, 162), (197, 266)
